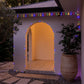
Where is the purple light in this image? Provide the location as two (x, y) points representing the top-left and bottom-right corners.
(77, 16), (80, 19)
(17, 14), (19, 18)
(24, 48), (26, 50)
(58, 73), (61, 75)
(33, 14), (36, 17)
(13, 62), (15, 65)
(70, 12), (72, 15)
(75, 35), (78, 37)
(78, 25), (80, 29)
(25, 14), (27, 17)
(51, 13), (53, 16)
(21, 71), (24, 73)
(31, 23), (33, 25)
(54, 49), (56, 52)
(42, 13), (44, 17)
(60, 12), (62, 16)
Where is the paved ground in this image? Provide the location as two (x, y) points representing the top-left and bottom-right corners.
(0, 62), (81, 84)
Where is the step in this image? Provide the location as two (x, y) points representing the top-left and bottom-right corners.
(16, 78), (31, 84)
(16, 73), (60, 80)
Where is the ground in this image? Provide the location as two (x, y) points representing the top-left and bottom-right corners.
(0, 62), (81, 84)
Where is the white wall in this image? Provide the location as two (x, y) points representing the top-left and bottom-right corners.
(14, 15), (80, 75)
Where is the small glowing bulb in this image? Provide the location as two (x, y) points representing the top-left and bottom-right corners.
(40, 13), (42, 16)
(49, 12), (51, 16)
(67, 12), (70, 15)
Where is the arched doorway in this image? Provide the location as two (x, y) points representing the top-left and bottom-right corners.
(25, 22), (54, 72)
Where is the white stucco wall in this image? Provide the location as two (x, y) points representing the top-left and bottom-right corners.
(13, 15), (81, 75)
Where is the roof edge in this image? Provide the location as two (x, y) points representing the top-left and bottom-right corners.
(55, 0), (64, 11)
(14, 7), (63, 14)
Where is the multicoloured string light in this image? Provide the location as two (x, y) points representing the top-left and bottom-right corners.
(15, 11), (80, 30)
(16, 12), (78, 18)
(76, 10), (80, 33)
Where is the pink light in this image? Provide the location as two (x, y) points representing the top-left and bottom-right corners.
(73, 12), (75, 15)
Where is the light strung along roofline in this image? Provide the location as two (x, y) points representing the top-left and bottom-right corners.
(16, 11), (79, 18)
(15, 11), (80, 31)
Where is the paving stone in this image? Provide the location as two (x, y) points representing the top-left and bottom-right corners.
(30, 80), (44, 84)
(0, 70), (9, 73)
(16, 73), (60, 80)
(3, 77), (20, 84)
(0, 73), (12, 80)
(0, 63), (4, 65)
(16, 79), (31, 84)
(0, 62), (14, 69)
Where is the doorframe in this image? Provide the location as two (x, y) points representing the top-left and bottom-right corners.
(25, 22), (55, 71)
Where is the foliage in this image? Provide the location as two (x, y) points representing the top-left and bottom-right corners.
(6, 0), (29, 7)
(0, 39), (13, 62)
(58, 23), (81, 55)
(30, 0), (48, 4)
(6, 0), (48, 7)
(0, 2), (21, 61)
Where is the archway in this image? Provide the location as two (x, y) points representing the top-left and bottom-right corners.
(25, 22), (54, 72)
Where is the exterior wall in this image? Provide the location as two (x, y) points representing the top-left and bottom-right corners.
(14, 15), (80, 75)
(81, 0), (84, 83)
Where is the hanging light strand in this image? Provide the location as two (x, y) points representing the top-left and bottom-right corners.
(15, 11), (80, 29)
(16, 11), (78, 18)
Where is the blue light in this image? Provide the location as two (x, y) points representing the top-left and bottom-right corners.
(60, 12), (62, 16)
(21, 71), (24, 73)
(25, 14), (27, 17)
(70, 12), (72, 15)
(13, 62), (15, 65)
(58, 73), (61, 75)
(17, 14), (19, 18)
(33, 14), (36, 17)
(75, 35), (78, 38)
(54, 49), (56, 52)
(77, 16), (80, 19)
(78, 25), (80, 29)
(31, 23), (33, 25)
(51, 13), (53, 16)
(24, 48), (26, 50)
(42, 13), (44, 17)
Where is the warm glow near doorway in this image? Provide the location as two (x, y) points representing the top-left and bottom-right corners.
(25, 22), (54, 71)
